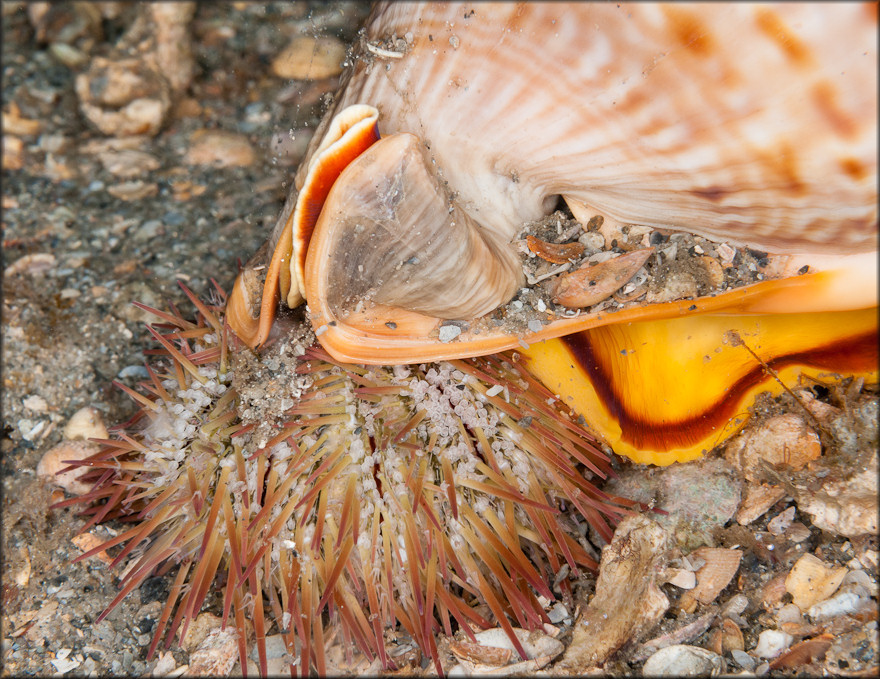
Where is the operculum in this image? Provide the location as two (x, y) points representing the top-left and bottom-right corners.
(305, 132), (524, 324)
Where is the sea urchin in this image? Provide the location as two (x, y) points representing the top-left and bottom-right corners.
(58, 285), (634, 675)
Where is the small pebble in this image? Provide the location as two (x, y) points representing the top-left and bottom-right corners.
(527, 319), (543, 333)
(107, 181), (159, 201)
(23, 395), (48, 413)
(185, 130), (255, 168)
(97, 149), (160, 178)
(118, 365), (150, 379)
(547, 602), (569, 624)
(730, 649), (755, 670)
(163, 211), (185, 226)
(3, 134), (25, 170)
(776, 603), (802, 627)
(438, 324), (462, 342)
(485, 385), (504, 398)
(134, 219), (163, 242)
(721, 593), (749, 620)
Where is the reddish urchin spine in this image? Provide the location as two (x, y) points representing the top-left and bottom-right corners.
(58, 285), (635, 676)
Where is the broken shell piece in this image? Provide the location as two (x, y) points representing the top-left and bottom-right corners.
(664, 568), (697, 590)
(63, 406), (108, 441)
(677, 547), (743, 614)
(187, 626), (240, 677)
(184, 130), (256, 168)
(525, 235), (584, 264)
(795, 389), (842, 423)
(784, 522), (811, 543)
(807, 590), (869, 620)
(785, 553), (847, 611)
(472, 627), (564, 661)
(70, 532), (113, 565)
(551, 247), (654, 308)
(640, 644), (722, 677)
(75, 56), (171, 137)
(700, 256), (725, 289)
(10, 544), (31, 588)
(776, 603), (804, 627)
(768, 633), (834, 670)
(767, 506), (796, 536)
(37, 439), (100, 495)
(449, 639), (512, 667)
(180, 613), (224, 653)
(724, 414), (822, 482)
(557, 516), (669, 671)
(3, 102), (42, 137)
(796, 453), (879, 537)
(760, 572), (789, 609)
(449, 627), (563, 675)
(735, 483), (787, 525)
(271, 35), (346, 80)
(632, 612), (716, 664)
(644, 270), (698, 304)
(721, 618), (745, 653)
(4, 252), (57, 277)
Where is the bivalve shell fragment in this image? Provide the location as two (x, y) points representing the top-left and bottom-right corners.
(641, 644), (722, 677)
(677, 547), (743, 614)
(785, 553), (847, 611)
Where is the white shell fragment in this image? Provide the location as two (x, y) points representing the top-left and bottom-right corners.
(472, 628), (564, 660)
(807, 590), (870, 621)
(641, 644), (722, 677)
(753, 629), (794, 659)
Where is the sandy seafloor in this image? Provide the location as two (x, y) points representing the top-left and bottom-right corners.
(2, 2), (878, 677)
(2, 3), (370, 674)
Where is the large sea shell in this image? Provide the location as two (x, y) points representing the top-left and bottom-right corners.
(226, 2), (877, 462)
(334, 2), (876, 253)
(229, 1), (876, 364)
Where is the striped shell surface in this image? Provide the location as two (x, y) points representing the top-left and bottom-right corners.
(229, 2), (877, 367)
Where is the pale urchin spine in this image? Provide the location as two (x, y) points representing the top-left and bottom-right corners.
(61, 285), (635, 676)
